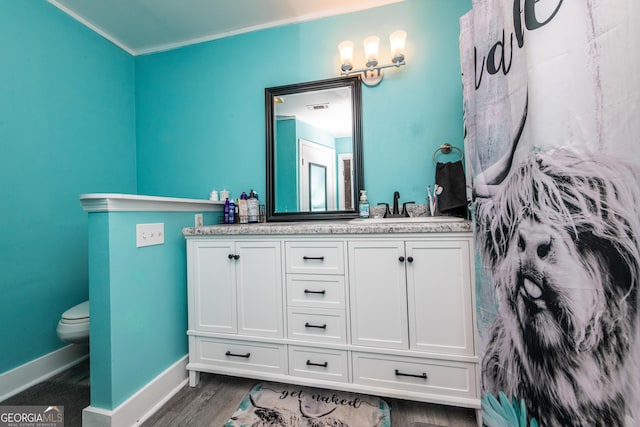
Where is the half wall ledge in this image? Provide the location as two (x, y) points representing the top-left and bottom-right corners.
(79, 193), (224, 213)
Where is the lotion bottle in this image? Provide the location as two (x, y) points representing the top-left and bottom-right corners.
(223, 198), (230, 224)
(248, 190), (259, 223)
(238, 192), (249, 223)
(358, 190), (370, 218)
(228, 199), (236, 224)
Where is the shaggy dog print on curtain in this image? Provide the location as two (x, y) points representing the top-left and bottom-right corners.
(477, 149), (640, 426)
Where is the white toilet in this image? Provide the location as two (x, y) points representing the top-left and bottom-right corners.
(56, 301), (90, 344)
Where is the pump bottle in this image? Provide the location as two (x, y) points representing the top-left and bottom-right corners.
(359, 190), (370, 218)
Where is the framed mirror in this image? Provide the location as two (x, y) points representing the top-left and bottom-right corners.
(265, 76), (363, 222)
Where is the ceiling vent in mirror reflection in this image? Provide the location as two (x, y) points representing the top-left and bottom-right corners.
(306, 103), (330, 110)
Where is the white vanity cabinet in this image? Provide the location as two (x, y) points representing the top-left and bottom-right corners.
(348, 240), (409, 349)
(405, 239), (474, 356)
(184, 226), (479, 420)
(186, 239), (284, 338)
(348, 238), (474, 355)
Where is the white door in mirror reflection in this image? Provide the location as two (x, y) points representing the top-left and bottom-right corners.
(299, 139), (336, 212)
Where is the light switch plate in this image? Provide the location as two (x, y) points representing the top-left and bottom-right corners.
(195, 213), (203, 227)
(136, 223), (164, 247)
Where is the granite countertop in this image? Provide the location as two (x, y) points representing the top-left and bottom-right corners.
(183, 217), (471, 236)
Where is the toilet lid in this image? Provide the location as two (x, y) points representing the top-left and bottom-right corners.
(62, 301), (90, 320)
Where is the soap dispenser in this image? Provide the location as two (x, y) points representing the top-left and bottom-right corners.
(359, 190), (370, 218)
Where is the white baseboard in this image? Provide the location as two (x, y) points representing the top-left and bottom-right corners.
(0, 344), (89, 402)
(83, 355), (188, 427)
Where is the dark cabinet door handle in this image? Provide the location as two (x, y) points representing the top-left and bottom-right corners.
(399, 256), (405, 262)
(303, 256), (325, 260)
(304, 322), (327, 329)
(228, 254), (234, 259)
(306, 360), (328, 368)
(233, 254), (240, 260)
(394, 369), (427, 379)
(304, 289), (326, 295)
(225, 351), (250, 358)
(407, 256), (414, 263)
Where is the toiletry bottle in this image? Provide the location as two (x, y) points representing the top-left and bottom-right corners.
(228, 199), (236, 224)
(238, 192), (249, 223)
(359, 190), (370, 218)
(248, 190), (259, 223)
(223, 198), (230, 224)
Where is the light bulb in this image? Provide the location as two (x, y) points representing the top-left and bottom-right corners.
(363, 36), (379, 68)
(390, 30), (407, 63)
(338, 40), (354, 72)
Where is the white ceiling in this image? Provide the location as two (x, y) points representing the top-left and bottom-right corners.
(275, 87), (353, 138)
(48, 0), (403, 56)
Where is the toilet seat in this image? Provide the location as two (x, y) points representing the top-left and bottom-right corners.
(57, 301), (90, 344)
(61, 301), (89, 321)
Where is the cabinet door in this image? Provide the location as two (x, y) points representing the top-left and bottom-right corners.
(406, 239), (474, 356)
(348, 240), (408, 349)
(187, 240), (237, 334)
(236, 241), (283, 338)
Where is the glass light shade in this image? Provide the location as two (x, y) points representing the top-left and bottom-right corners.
(338, 40), (354, 72)
(390, 30), (407, 63)
(363, 36), (379, 67)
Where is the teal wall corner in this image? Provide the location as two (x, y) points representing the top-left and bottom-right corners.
(0, 1), (136, 373)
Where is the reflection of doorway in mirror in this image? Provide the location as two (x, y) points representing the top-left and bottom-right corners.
(308, 162), (327, 211)
(338, 153), (353, 210)
(299, 139), (336, 212)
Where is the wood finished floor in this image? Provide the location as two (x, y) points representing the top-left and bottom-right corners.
(142, 372), (478, 427)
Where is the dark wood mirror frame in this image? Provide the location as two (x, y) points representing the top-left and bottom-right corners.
(265, 76), (364, 222)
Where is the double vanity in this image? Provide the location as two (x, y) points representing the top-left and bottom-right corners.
(182, 216), (480, 417)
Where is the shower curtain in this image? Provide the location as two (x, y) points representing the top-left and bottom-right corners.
(460, 1), (640, 426)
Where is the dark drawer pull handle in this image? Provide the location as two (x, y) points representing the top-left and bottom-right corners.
(304, 322), (327, 329)
(306, 360), (328, 368)
(407, 256), (414, 263)
(304, 289), (326, 295)
(394, 369), (427, 379)
(303, 256), (325, 260)
(399, 256), (405, 262)
(225, 351), (250, 358)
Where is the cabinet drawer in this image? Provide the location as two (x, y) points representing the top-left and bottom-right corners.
(285, 241), (344, 275)
(352, 352), (476, 399)
(194, 337), (285, 374)
(287, 274), (345, 309)
(288, 346), (349, 382)
(287, 308), (347, 344)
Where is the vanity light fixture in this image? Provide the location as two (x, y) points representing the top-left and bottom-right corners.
(339, 30), (406, 87)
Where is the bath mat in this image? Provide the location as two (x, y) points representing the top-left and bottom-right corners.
(224, 382), (391, 427)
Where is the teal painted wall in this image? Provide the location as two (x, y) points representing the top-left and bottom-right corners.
(275, 119), (298, 212)
(336, 137), (353, 155)
(297, 120), (336, 150)
(135, 0), (472, 207)
(0, 0), (472, 411)
(88, 211), (217, 409)
(0, 1), (136, 373)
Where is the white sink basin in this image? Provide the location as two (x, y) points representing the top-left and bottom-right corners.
(350, 216), (465, 224)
